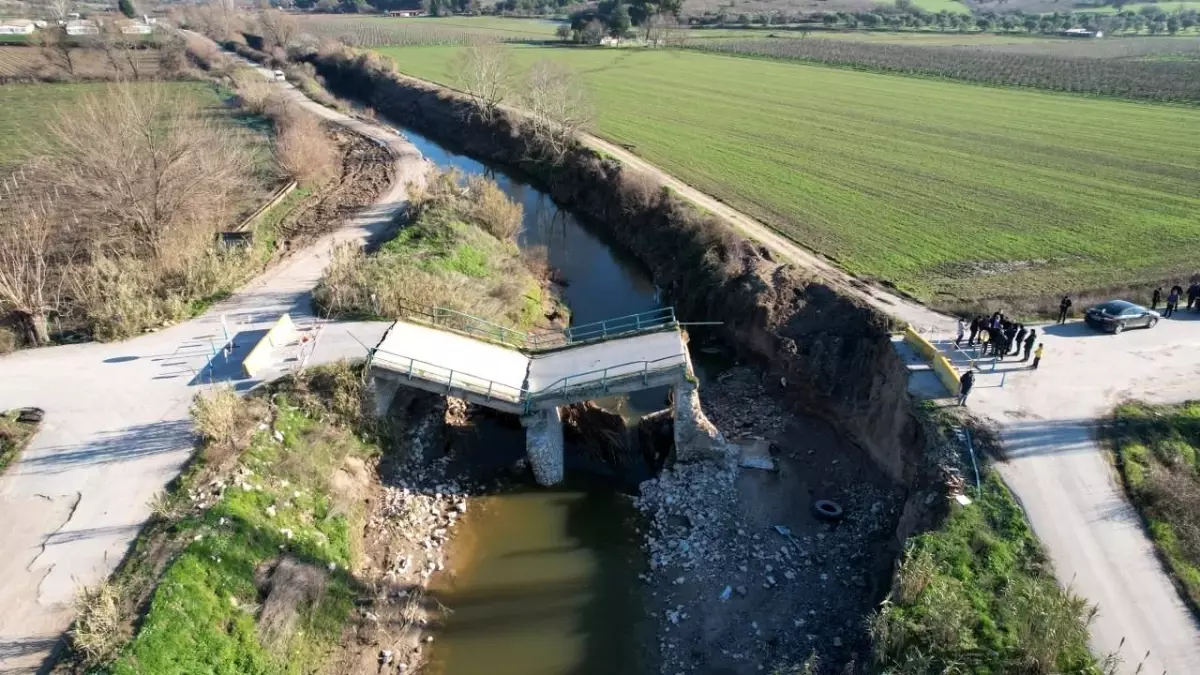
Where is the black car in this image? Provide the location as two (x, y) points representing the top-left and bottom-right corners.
(1085, 300), (1159, 334)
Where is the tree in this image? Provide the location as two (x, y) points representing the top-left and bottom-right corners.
(521, 60), (593, 165)
(35, 26), (76, 77)
(1167, 14), (1180, 32)
(821, 12), (838, 26)
(119, 0), (137, 19)
(580, 18), (605, 44)
(44, 0), (74, 21)
(258, 8), (298, 48)
(0, 204), (63, 346)
(555, 23), (572, 40)
(452, 40), (512, 123)
(609, 2), (631, 39)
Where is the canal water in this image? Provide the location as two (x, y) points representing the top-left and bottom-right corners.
(388, 124), (662, 675)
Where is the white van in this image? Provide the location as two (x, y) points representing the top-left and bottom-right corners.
(272, 70), (286, 82)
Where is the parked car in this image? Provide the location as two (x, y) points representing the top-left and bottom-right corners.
(272, 69), (286, 82)
(1085, 300), (1159, 334)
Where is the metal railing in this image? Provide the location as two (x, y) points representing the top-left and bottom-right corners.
(397, 304), (678, 352)
(369, 347), (689, 413)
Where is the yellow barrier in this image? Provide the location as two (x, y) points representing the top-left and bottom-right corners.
(904, 325), (963, 394)
(932, 354), (961, 393)
(903, 325), (939, 361)
(242, 313), (298, 378)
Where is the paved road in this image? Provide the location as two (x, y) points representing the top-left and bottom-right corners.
(0, 76), (424, 674)
(947, 316), (1200, 674)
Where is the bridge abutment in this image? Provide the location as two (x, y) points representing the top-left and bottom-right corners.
(523, 407), (565, 486)
(673, 378), (726, 463)
(369, 373), (403, 419)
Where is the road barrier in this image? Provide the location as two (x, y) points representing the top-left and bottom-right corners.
(243, 313), (298, 378)
(904, 325), (961, 394)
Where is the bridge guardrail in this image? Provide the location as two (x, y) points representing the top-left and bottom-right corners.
(398, 305), (678, 352)
(369, 347), (689, 413)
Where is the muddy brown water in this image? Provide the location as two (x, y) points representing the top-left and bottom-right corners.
(392, 124), (683, 675)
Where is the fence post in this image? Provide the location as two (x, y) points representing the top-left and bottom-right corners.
(486, 380), (493, 402)
(643, 361), (649, 385)
(446, 370), (454, 394)
(406, 358), (414, 380)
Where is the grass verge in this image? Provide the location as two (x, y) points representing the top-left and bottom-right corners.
(63, 364), (378, 674)
(314, 169), (548, 329)
(0, 409), (39, 474)
(1106, 401), (1200, 612)
(869, 406), (1108, 674)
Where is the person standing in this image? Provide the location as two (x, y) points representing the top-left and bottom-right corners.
(968, 316), (981, 346)
(1012, 325), (1027, 355)
(1057, 295), (1072, 324)
(955, 317), (966, 348)
(979, 328), (991, 356)
(1022, 329), (1037, 362)
(1166, 287), (1180, 318)
(1188, 282), (1199, 310)
(958, 369), (975, 406)
(1032, 343), (1045, 369)
(1152, 286), (1162, 311)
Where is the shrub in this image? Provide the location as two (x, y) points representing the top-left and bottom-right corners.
(273, 107), (337, 186)
(466, 175), (522, 241)
(70, 582), (128, 668)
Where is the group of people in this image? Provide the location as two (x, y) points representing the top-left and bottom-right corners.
(955, 313), (1041, 364)
(1151, 283), (1200, 319)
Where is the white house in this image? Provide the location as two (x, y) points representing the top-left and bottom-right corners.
(0, 19), (36, 34)
(119, 22), (153, 35)
(65, 19), (99, 35)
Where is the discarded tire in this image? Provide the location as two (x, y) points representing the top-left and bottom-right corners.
(812, 499), (844, 522)
(17, 407), (44, 424)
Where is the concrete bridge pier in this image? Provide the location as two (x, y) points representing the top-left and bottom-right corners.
(673, 378), (726, 463)
(523, 407), (565, 486)
(369, 372), (403, 418)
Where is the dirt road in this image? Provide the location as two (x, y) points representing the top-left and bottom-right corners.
(0, 74), (423, 673)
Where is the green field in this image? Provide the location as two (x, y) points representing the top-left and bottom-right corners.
(0, 82), (227, 170)
(377, 44), (1200, 304)
(296, 14), (562, 46)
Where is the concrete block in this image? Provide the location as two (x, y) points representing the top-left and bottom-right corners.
(673, 379), (726, 463)
(523, 407), (564, 486)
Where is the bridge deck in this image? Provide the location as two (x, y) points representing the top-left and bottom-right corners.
(371, 319), (689, 412)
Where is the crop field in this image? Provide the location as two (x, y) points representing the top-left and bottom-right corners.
(689, 37), (1200, 100)
(379, 45), (1200, 304)
(295, 15), (561, 47)
(0, 82), (226, 169)
(0, 45), (162, 79)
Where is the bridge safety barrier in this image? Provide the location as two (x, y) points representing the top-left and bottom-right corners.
(242, 313), (297, 378)
(904, 325), (961, 394)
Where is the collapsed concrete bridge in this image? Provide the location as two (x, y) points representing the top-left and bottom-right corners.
(367, 307), (722, 484)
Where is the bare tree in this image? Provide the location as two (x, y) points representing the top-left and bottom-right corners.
(97, 23), (131, 79)
(258, 9), (298, 50)
(43, 0), (73, 21)
(272, 106), (337, 186)
(35, 26), (76, 77)
(521, 60), (594, 165)
(0, 205), (63, 345)
(41, 84), (253, 263)
(452, 40), (512, 124)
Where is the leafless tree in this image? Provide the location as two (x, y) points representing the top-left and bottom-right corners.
(646, 14), (683, 46)
(41, 84), (253, 263)
(258, 9), (299, 49)
(273, 106), (337, 186)
(97, 23), (131, 79)
(520, 60), (594, 165)
(0, 205), (64, 346)
(35, 26), (76, 77)
(43, 0), (73, 21)
(452, 40), (512, 124)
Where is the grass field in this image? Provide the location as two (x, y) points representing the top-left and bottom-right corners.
(376, 45), (1200, 305)
(0, 81), (227, 169)
(296, 14), (561, 46)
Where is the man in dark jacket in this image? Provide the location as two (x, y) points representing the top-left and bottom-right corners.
(1058, 296), (1072, 324)
(1152, 287), (1162, 311)
(1012, 325), (1027, 356)
(1022, 329), (1037, 362)
(1188, 283), (1199, 310)
(958, 369), (975, 406)
(968, 316), (981, 346)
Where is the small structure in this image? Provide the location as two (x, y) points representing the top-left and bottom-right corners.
(65, 19), (99, 35)
(386, 9), (424, 17)
(119, 21), (153, 35)
(1062, 27), (1103, 38)
(0, 19), (36, 34)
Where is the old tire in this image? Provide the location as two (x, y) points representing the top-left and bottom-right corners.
(813, 499), (844, 522)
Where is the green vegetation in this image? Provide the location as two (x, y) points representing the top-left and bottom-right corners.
(296, 15), (560, 47)
(74, 366), (376, 673)
(1108, 401), (1200, 609)
(315, 170), (547, 328)
(377, 45), (1200, 307)
(870, 407), (1105, 674)
(0, 409), (38, 474)
(0, 82), (226, 169)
